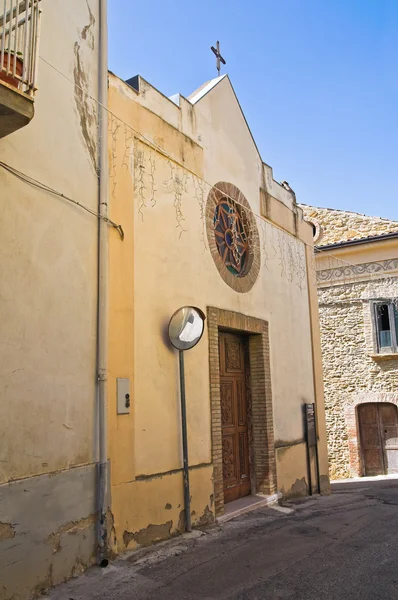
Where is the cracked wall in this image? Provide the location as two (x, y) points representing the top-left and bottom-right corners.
(72, 0), (98, 173)
(107, 65), (329, 552)
(0, 0), (101, 597)
(0, 465), (97, 600)
(0, 0), (100, 485)
(112, 466), (215, 553)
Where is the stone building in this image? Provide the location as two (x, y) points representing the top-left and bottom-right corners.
(106, 71), (330, 555)
(301, 204), (398, 480)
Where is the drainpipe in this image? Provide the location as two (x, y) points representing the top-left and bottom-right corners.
(97, 0), (109, 567)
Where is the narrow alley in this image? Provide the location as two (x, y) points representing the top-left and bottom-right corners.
(49, 478), (398, 600)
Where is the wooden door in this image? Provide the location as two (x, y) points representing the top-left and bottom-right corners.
(380, 404), (398, 474)
(219, 332), (251, 503)
(358, 403), (398, 475)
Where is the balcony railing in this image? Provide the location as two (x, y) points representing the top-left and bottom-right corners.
(0, 0), (41, 97)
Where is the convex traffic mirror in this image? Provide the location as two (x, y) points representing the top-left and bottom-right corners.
(168, 306), (205, 351)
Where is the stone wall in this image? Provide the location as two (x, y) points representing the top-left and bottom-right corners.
(300, 204), (398, 247)
(318, 275), (398, 479)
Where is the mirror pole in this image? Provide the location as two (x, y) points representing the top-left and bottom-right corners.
(179, 350), (192, 532)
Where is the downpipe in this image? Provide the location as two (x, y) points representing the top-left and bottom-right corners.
(97, 0), (109, 568)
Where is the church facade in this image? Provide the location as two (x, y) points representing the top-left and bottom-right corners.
(301, 205), (398, 480)
(107, 72), (330, 553)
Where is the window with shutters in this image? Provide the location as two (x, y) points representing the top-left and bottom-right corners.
(372, 301), (398, 353)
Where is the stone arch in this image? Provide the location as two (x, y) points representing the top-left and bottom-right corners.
(345, 393), (398, 476)
(303, 216), (321, 243)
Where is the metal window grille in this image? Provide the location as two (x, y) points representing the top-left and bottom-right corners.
(0, 0), (41, 97)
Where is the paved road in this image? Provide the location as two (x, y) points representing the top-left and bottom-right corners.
(51, 478), (398, 600)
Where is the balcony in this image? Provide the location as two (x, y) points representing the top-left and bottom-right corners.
(0, 0), (41, 138)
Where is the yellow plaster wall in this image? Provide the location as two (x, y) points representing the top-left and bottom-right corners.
(0, 0), (100, 482)
(276, 443), (308, 496)
(108, 72), (329, 549)
(111, 466), (214, 553)
(262, 193), (296, 237)
(305, 245), (330, 488)
(108, 123), (135, 487)
(108, 77), (212, 548)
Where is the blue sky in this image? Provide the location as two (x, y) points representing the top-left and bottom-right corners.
(108, 0), (398, 219)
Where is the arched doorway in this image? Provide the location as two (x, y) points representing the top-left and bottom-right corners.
(358, 403), (398, 476)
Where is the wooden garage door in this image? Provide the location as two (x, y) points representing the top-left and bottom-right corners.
(358, 403), (398, 476)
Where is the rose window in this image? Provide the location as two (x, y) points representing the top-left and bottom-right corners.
(206, 182), (260, 293)
(214, 199), (249, 277)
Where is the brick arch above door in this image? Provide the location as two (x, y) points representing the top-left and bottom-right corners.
(345, 392), (398, 477)
(207, 307), (276, 517)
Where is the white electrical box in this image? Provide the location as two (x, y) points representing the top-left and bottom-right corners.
(117, 378), (130, 415)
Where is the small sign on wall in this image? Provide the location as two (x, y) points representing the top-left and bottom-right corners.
(304, 402), (320, 494)
(305, 403), (317, 447)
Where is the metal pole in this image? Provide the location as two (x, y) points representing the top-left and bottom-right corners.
(313, 402), (321, 494)
(304, 405), (313, 497)
(97, 0), (109, 567)
(179, 350), (191, 532)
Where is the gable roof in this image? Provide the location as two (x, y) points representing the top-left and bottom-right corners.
(126, 73), (260, 156)
(188, 75), (227, 104)
(122, 72), (295, 207)
(189, 74), (262, 164)
(300, 204), (398, 248)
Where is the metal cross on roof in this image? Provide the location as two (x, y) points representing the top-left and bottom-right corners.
(210, 41), (226, 77)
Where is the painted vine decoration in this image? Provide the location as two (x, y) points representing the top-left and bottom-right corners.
(126, 137), (309, 291)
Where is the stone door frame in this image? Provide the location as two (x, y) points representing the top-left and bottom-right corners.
(345, 393), (398, 477)
(207, 307), (276, 517)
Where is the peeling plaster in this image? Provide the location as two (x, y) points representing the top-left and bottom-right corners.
(195, 505), (214, 527)
(73, 42), (98, 173)
(121, 504), (214, 553)
(71, 555), (89, 578)
(32, 564), (53, 597)
(47, 513), (96, 554)
(123, 530), (134, 548)
(0, 523), (15, 541)
(81, 0), (95, 50)
(177, 509), (185, 533)
(123, 521), (173, 548)
(290, 477), (309, 498)
(320, 474), (331, 493)
(106, 508), (118, 558)
(73, 0), (98, 175)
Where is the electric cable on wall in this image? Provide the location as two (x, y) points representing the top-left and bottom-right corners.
(0, 160), (124, 240)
